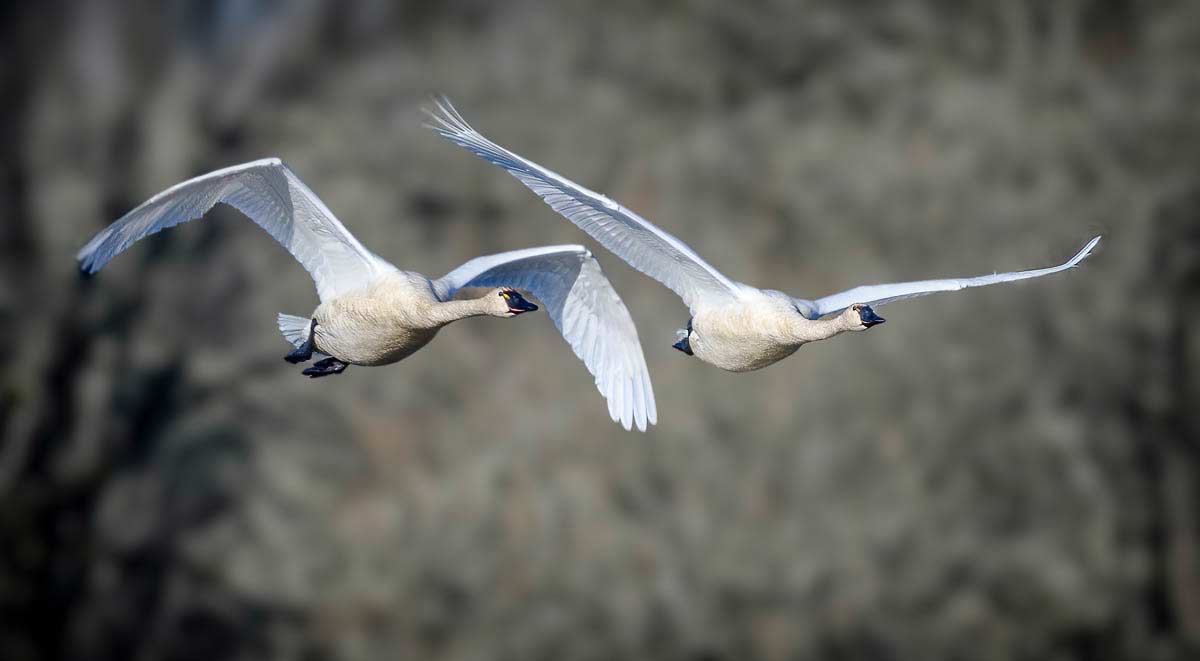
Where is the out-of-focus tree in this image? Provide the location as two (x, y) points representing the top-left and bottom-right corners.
(2, 1), (1199, 660)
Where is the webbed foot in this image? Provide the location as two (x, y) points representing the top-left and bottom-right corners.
(672, 318), (694, 356)
(302, 357), (348, 378)
(672, 336), (694, 356)
(285, 345), (313, 364)
(284, 318), (318, 364)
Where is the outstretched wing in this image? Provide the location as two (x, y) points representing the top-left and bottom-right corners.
(427, 98), (743, 314)
(77, 158), (395, 301)
(435, 245), (657, 432)
(797, 236), (1101, 318)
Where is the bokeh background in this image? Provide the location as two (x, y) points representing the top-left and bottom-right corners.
(3, 1), (1199, 659)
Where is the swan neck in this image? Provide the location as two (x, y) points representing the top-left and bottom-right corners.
(425, 297), (495, 326)
(789, 313), (854, 343)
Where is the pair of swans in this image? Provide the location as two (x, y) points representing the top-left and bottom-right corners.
(77, 101), (1100, 431)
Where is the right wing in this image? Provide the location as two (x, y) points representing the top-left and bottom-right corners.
(798, 236), (1101, 317)
(434, 245), (657, 432)
(77, 158), (395, 302)
(427, 98), (743, 314)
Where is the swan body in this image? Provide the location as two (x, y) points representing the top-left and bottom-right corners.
(688, 291), (865, 372)
(429, 100), (1101, 373)
(78, 158), (656, 430)
(306, 271), (446, 366)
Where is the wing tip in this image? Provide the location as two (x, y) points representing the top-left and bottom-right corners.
(620, 374), (658, 433)
(242, 156), (285, 170)
(643, 384), (658, 429)
(557, 244), (591, 260)
(422, 95), (473, 136)
(1069, 235), (1102, 267)
(634, 402), (656, 432)
(76, 241), (107, 275)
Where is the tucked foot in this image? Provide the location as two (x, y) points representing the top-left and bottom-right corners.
(284, 318), (318, 364)
(302, 357), (348, 378)
(672, 318), (694, 356)
(672, 336), (694, 356)
(284, 345), (313, 364)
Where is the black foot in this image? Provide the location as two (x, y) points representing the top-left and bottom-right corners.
(672, 336), (694, 356)
(284, 345), (312, 364)
(284, 319), (318, 364)
(673, 318), (695, 356)
(302, 357), (348, 378)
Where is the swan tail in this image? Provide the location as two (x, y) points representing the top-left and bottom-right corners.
(277, 313), (313, 348)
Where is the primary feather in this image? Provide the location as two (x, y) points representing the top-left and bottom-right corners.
(435, 245), (657, 431)
(77, 158), (395, 302)
(799, 236), (1101, 317)
(427, 98), (744, 314)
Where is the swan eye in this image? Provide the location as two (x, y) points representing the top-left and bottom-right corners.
(500, 291), (510, 299)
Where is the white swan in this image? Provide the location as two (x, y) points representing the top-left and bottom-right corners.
(428, 100), (1101, 372)
(77, 158), (656, 430)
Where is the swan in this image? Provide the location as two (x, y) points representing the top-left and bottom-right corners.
(428, 100), (1101, 372)
(77, 158), (656, 430)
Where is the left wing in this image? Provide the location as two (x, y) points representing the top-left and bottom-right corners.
(434, 245), (656, 432)
(77, 158), (395, 302)
(426, 98), (745, 314)
(798, 236), (1101, 318)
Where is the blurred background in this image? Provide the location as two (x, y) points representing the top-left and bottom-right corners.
(2, 1), (1199, 659)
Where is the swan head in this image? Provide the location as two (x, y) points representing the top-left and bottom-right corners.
(848, 303), (885, 330)
(494, 288), (538, 317)
(844, 302), (892, 331)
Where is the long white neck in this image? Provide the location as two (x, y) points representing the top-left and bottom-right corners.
(787, 311), (859, 344)
(422, 296), (499, 327)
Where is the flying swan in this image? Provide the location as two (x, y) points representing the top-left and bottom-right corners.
(429, 100), (1101, 373)
(77, 158), (656, 431)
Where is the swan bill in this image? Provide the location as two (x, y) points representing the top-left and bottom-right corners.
(858, 305), (886, 328)
(502, 289), (538, 314)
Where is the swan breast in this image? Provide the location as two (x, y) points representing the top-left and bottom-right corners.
(689, 296), (802, 372)
(311, 272), (442, 366)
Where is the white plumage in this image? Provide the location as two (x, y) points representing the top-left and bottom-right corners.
(803, 236), (1101, 316)
(429, 99), (1101, 372)
(78, 159), (656, 431)
(426, 105), (742, 314)
(77, 158), (394, 302)
(433, 246), (654, 429)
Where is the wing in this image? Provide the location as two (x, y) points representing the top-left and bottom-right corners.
(798, 236), (1101, 317)
(426, 98), (743, 314)
(434, 245), (657, 432)
(77, 158), (395, 301)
